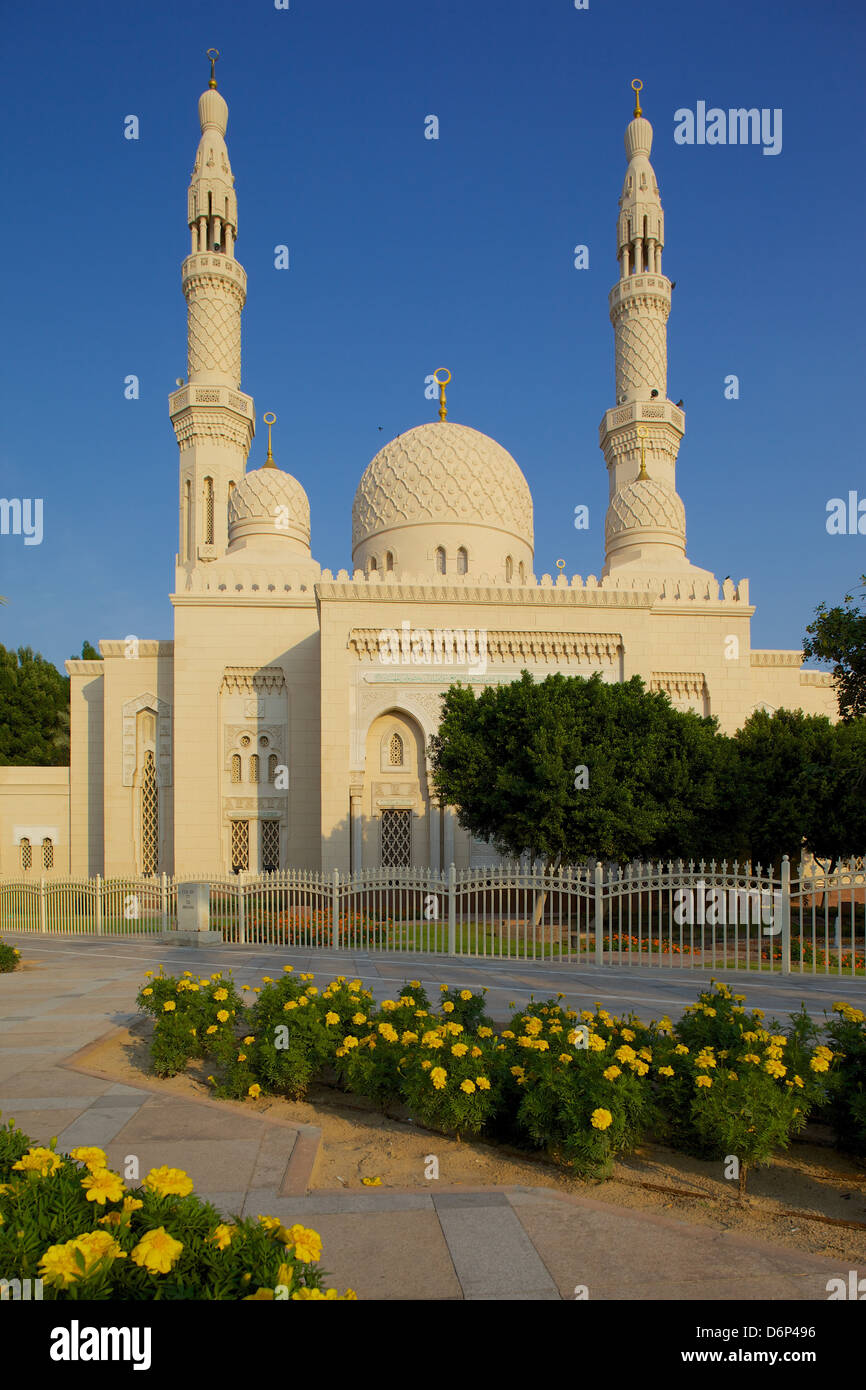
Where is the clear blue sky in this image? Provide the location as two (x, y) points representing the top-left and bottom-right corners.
(1, 0), (864, 672)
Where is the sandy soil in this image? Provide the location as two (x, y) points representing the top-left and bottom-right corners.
(75, 1019), (866, 1264)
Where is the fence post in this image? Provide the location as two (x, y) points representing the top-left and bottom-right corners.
(237, 876), (246, 946)
(332, 868), (340, 950)
(38, 877), (47, 934)
(160, 873), (168, 934)
(779, 855), (791, 975)
(95, 875), (103, 936)
(447, 863), (456, 955)
(594, 861), (604, 964)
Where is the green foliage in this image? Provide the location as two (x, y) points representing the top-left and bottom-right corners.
(802, 576), (866, 721)
(0, 1118), (351, 1299)
(0, 938), (22, 972)
(822, 1001), (866, 1155)
(70, 641), (102, 661)
(730, 709), (866, 866)
(0, 645), (70, 766)
(428, 670), (731, 866)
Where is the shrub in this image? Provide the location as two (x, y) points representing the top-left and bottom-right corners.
(0, 1118), (355, 1299)
(823, 1001), (866, 1154)
(0, 939), (21, 973)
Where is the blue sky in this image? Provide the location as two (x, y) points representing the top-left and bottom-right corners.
(1, 0), (864, 672)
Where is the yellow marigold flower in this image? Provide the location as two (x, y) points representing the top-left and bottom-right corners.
(630, 1061), (649, 1077)
(398, 996), (415, 1007)
(587, 1033), (606, 1052)
(478, 1027), (493, 1038)
(142, 987), (153, 996)
(753, 1008), (765, 1019)
(13, 1147), (62, 1178)
(470, 1045), (482, 1058)
(400, 1031), (418, 1045)
(244, 1287), (275, 1299)
(343, 1035), (359, 1049)
(131, 1227), (183, 1274)
(614, 1045), (637, 1064)
(442, 1001), (455, 1013)
(451, 1042), (468, 1057)
(325, 1012), (339, 1026)
(460, 1079), (476, 1094)
(248, 1083), (262, 1098)
(502, 1030), (516, 1039)
(81, 1168), (125, 1205)
(420, 1059), (432, 1070)
(476, 1076), (490, 1089)
(765, 1045), (784, 1060)
(284, 1224), (322, 1263)
(695, 1075), (712, 1088)
(206, 1025), (217, 1035)
(283, 1001), (298, 1012)
(658, 1065), (674, 1077)
(559, 1053), (573, 1064)
(459, 990), (473, 1001)
(298, 996), (309, 1006)
(621, 1028), (635, 1042)
(430, 1066), (448, 1090)
(145, 1166), (194, 1198)
(728, 1071), (739, 1081)
(742, 1053), (760, 1064)
(216, 1009), (230, 1023)
(38, 1243), (82, 1288)
(69, 1146), (108, 1171)
(381, 1000), (397, 1012)
(415, 1009), (428, 1018)
(237, 1053), (247, 1062)
(765, 1060), (787, 1078)
(510, 1065), (525, 1077)
(213, 988), (228, 1002)
(809, 1057), (830, 1073)
(162, 1001), (176, 1013)
(674, 1044), (689, 1055)
(794, 1075), (804, 1087)
(144, 970), (154, 977)
(704, 1008), (717, 1017)
(590, 1108), (613, 1130)
(445, 1022), (464, 1035)
(209, 1223), (235, 1251)
(603, 1065), (622, 1080)
(696, 1056), (716, 1070)
(352, 1013), (367, 1025)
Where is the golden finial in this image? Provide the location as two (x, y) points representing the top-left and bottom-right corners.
(433, 367), (451, 422)
(636, 425), (649, 479)
(631, 78), (643, 118)
(556, 559), (566, 575)
(263, 412), (277, 467)
(207, 48), (220, 89)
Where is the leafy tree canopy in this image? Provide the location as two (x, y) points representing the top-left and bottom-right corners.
(0, 645), (70, 766)
(802, 575), (866, 721)
(428, 670), (731, 867)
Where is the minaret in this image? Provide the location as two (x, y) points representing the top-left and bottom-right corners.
(600, 80), (698, 577)
(169, 51), (255, 583)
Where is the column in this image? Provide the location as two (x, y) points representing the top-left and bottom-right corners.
(429, 798), (441, 873)
(443, 804), (455, 868)
(350, 793), (362, 873)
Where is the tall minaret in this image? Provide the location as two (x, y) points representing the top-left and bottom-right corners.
(169, 51), (255, 584)
(600, 81), (701, 577)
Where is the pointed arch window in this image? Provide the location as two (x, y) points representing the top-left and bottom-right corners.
(203, 478), (214, 545)
(42, 837), (54, 870)
(518, 561), (525, 583)
(389, 733), (404, 767)
(250, 753), (259, 784)
(457, 547), (468, 575)
(505, 555), (513, 582)
(231, 753), (241, 784)
(385, 552), (394, 571)
(368, 556), (378, 573)
(435, 547), (446, 575)
(268, 753), (279, 783)
(20, 838), (31, 872)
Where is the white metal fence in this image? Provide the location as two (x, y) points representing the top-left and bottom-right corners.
(1, 857), (863, 976)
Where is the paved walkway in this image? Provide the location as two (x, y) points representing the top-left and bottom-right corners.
(1, 933), (864, 1300)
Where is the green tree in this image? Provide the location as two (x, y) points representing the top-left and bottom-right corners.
(802, 576), (866, 721)
(730, 709), (866, 869)
(69, 641), (101, 661)
(428, 670), (730, 868)
(0, 646), (70, 766)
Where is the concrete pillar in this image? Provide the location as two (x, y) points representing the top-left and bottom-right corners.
(350, 794), (362, 873)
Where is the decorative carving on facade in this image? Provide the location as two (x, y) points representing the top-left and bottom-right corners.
(220, 667), (287, 695)
(122, 693), (172, 788)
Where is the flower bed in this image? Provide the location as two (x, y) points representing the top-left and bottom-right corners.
(0, 1120), (355, 1300)
(136, 966), (865, 1188)
(0, 939), (21, 973)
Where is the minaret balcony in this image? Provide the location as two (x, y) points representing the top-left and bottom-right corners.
(182, 251), (246, 289)
(609, 273), (671, 312)
(169, 383), (255, 420)
(598, 399), (685, 446)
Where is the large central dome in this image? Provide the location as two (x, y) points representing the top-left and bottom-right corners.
(351, 421), (534, 583)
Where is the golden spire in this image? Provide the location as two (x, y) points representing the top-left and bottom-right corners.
(207, 48), (220, 90)
(262, 412), (277, 468)
(433, 367), (451, 422)
(631, 78), (643, 118)
(636, 425), (649, 479)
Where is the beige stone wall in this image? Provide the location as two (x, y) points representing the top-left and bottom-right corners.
(171, 598), (321, 874)
(66, 660), (105, 876)
(99, 641), (174, 878)
(0, 767), (70, 877)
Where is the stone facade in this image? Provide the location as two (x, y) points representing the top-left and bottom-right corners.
(5, 74), (836, 880)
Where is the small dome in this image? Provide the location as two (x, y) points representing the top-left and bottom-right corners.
(228, 466), (311, 552)
(198, 87), (228, 135)
(625, 115), (653, 160)
(605, 476), (685, 543)
(352, 421), (533, 552)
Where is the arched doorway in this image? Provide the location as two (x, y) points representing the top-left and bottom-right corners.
(360, 710), (431, 868)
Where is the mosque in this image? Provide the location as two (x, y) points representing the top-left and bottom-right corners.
(0, 66), (835, 881)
